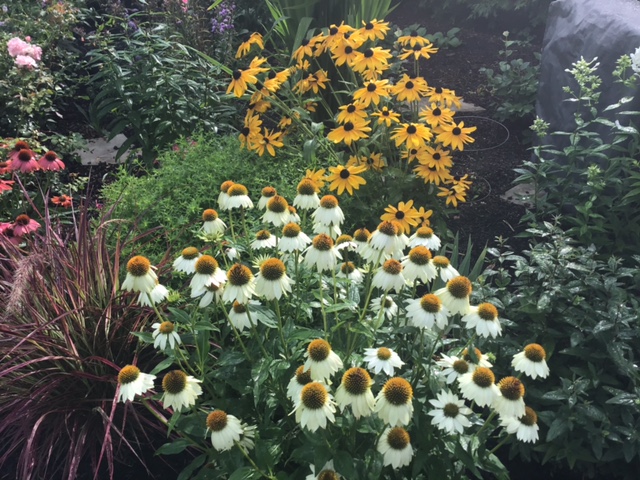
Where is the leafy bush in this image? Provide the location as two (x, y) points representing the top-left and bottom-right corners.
(480, 31), (540, 123)
(516, 55), (640, 255)
(478, 223), (640, 478)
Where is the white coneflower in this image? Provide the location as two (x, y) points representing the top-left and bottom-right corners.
(190, 255), (226, 295)
(222, 263), (256, 304)
(152, 321), (181, 350)
(363, 347), (404, 376)
(288, 206), (301, 223)
(279, 222), (311, 252)
(401, 246), (437, 283)
(428, 390), (472, 434)
(432, 255), (459, 282)
(370, 295), (398, 320)
(173, 246), (202, 274)
(121, 255), (157, 293)
(458, 366), (499, 407)
(225, 183), (254, 210)
(436, 353), (472, 384)
(406, 293), (450, 330)
(335, 367), (375, 419)
(218, 180), (234, 210)
(205, 410), (243, 452)
(138, 282), (169, 307)
(334, 234), (358, 253)
(304, 339), (343, 382)
(461, 347), (493, 368)
(228, 301), (258, 331)
(311, 195), (345, 237)
(304, 234), (342, 272)
(372, 259), (406, 293)
(434, 276), (472, 315)
(287, 365), (314, 403)
(368, 221), (400, 254)
(293, 381), (336, 432)
(161, 370), (202, 411)
(257, 186), (277, 210)
(493, 376), (526, 419)
(352, 227), (371, 254)
(201, 209), (226, 235)
(306, 461), (341, 480)
(198, 282), (224, 308)
(293, 178), (321, 210)
(409, 226), (441, 251)
(262, 195), (291, 226)
(337, 261), (364, 283)
(462, 303), (502, 338)
(255, 258), (293, 300)
(500, 406), (539, 443)
(374, 377), (414, 426)
(377, 427), (413, 469)
(117, 365), (155, 403)
(251, 229), (277, 250)
(511, 343), (550, 380)
(391, 221), (410, 256)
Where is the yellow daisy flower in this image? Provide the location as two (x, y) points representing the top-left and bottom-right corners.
(401, 146), (428, 164)
(239, 113), (262, 149)
(336, 102), (368, 124)
(436, 121), (477, 151)
(390, 122), (433, 149)
(381, 200), (422, 234)
(327, 120), (371, 146)
(427, 86), (462, 109)
(235, 32), (264, 59)
(437, 186), (467, 207)
(304, 169), (327, 190)
(420, 103), (455, 127)
(372, 106), (401, 127)
(351, 47), (393, 74)
(254, 128), (284, 157)
(451, 174), (473, 193)
(399, 42), (438, 61)
(398, 31), (431, 47)
(421, 146), (453, 171)
(327, 164), (367, 195)
(391, 74), (429, 103)
(292, 37), (319, 63)
(414, 163), (453, 185)
(331, 42), (359, 67)
(353, 79), (390, 107)
(226, 68), (258, 98)
(354, 19), (390, 42)
(417, 207), (433, 227)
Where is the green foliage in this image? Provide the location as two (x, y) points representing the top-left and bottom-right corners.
(517, 55), (640, 255)
(101, 133), (312, 260)
(480, 31), (540, 123)
(478, 223), (640, 478)
(84, 14), (236, 166)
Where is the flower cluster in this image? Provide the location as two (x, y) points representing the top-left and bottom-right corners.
(210, 0), (236, 36)
(7, 36), (43, 69)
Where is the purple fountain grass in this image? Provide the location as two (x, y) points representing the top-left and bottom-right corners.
(0, 204), (169, 480)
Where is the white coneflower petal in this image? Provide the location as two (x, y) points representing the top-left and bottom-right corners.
(255, 258), (293, 300)
(363, 347), (404, 376)
(222, 263), (256, 304)
(152, 321), (182, 350)
(206, 410), (244, 451)
(401, 246), (437, 283)
(173, 247), (202, 274)
(138, 283), (169, 307)
(335, 367), (375, 419)
(293, 381), (336, 432)
(161, 370), (202, 411)
(304, 234), (342, 272)
(493, 376), (526, 419)
(121, 256), (158, 293)
(500, 406), (539, 443)
(117, 365), (155, 403)
(432, 255), (459, 281)
(427, 390), (472, 434)
(409, 226), (441, 251)
(304, 339), (343, 381)
(406, 293), (450, 330)
(372, 259), (406, 292)
(374, 377), (414, 426)
(458, 367), (499, 407)
(279, 223), (312, 252)
(434, 276), (472, 315)
(377, 427), (413, 469)
(462, 303), (502, 338)
(435, 353), (473, 384)
(511, 343), (550, 379)
(201, 209), (226, 235)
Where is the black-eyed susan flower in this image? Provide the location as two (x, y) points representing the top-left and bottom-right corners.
(355, 19), (390, 41)
(327, 120), (371, 146)
(500, 406), (540, 443)
(293, 381), (336, 432)
(391, 74), (429, 103)
(152, 321), (181, 350)
(226, 183), (254, 210)
(304, 234), (342, 272)
(372, 106), (400, 127)
(122, 256), (157, 293)
(363, 347), (404, 376)
(331, 42), (359, 67)
(451, 174), (472, 194)
(255, 258), (293, 300)
(190, 255), (226, 295)
(293, 178), (321, 210)
(226, 68), (258, 98)
(374, 377), (414, 426)
(432, 255), (459, 281)
(335, 367), (375, 419)
(458, 366), (499, 407)
(493, 376), (526, 419)
(287, 365), (313, 403)
(462, 303), (502, 338)
(304, 339), (343, 381)
(436, 353), (471, 384)
(235, 32), (264, 59)
(262, 195), (291, 226)
(401, 246), (437, 284)
(254, 128), (284, 157)
(399, 42), (438, 61)
(427, 390), (472, 434)
(206, 410), (243, 451)
(161, 370), (202, 411)
(409, 226), (441, 251)
(351, 46), (392, 74)
(417, 206), (433, 227)
(228, 301), (258, 331)
(292, 37), (317, 63)
(511, 344), (550, 379)
(397, 30), (430, 47)
(437, 185), (467, 208)
(436, 121), (477, 151)
(420, 103), (455, 128)
(279, 222), (311, 253)
(421, 145), (453, 170)
(390, 122), (433, 149)
(347, 152), (385, 171)
(427, 86), (462, 108)
(373, 259), (406, 292)
(173, 247), (201, 274)
(326, 164), (367, 196)
(380, 200), (422, 234)
(322, 22), (355, 51)
(378, 427), (413, 469)
(222, 263), (256, 304)
(406, 293), (450, 330)
(434, 276), (472, 315)
(257, 186), (277, 210)
(117, 365), (155, 403)
(353, 79), (390, 107)
(336, 102), (368, 124)
(413, 162), (452, 185)
(401, 146), (427, 164)
(218, 180), (234, 210)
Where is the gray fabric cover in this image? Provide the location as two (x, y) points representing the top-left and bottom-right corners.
(536, 0), (640, 147)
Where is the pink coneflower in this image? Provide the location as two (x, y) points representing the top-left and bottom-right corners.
(38, 151), (65, 171)
(51, 194), (72, 208)
(7, 141), (31, 163)
(9, 149), (39, 173)
(0, 223), (22, 245)
(0, 179), (14, 194)
(12, 214), (40, 236)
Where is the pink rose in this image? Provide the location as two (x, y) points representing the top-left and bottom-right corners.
(24, 44), (42, 61)
(7, 37), (28, 57)
(15, 55), (37, 69)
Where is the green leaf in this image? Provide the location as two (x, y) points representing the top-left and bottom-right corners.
(151, 356), (176, 375)
(228, 466), (254, 480)
(156, 438), (191, 455)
